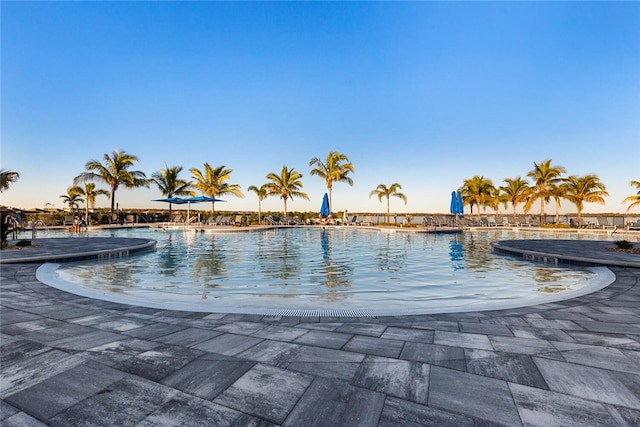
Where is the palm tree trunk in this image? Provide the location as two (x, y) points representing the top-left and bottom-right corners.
(386, 197), (390, 224)
(110, 190), (116, 215)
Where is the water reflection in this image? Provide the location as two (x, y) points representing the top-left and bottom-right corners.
(448, 235), (464, 270)
(315, 229), (353, 294)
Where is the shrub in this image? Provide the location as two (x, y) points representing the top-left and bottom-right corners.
(15, 240), (32, 247)
(614, 240), (634, 250)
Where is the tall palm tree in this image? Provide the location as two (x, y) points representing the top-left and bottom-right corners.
(499, 177), (530, 223)
(151, 164), (194, 215)
(0, 169), (20, 193)
(564, 174), (609, 220)
(189, 163), (244, 215)
(71, 182), (110, 224)
(525, 159), (566, 224)
(265, 165), (309, 217)
(549, 182), (569, 224)
(460, 175), (495, 219)
(74, 150), (148, 215)
(623, 180), (640, 212)
(369, 183), (407, 224)
(309, 151), (355, 212)
(60, 186), (84, 212)
(247, 183), (269, 224)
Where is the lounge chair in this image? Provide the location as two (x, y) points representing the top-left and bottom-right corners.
(597, 217), (615, 230)
(233, 215), (243, 226)
(124, 214), (135, 225)
(63, 215), (75, 227)
(486, 216), (498, 227)
(172, 213), (183, 223)
(361, 216), (372, 226)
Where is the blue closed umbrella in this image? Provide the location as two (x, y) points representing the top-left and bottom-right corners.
(320, 193), (331, 217)
(456, 191), (464, 215)
(450, 191), (458, 215)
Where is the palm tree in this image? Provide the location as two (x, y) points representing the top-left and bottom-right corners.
(151, 164), (194, 215)
(0, 169), (20, 192)
(549, 182), (569, 224)
(564, 174), (609, 220)
(369, 183), (407, 224)
(623, 180), (640, 212)
(265, 165), (309, 217)
(499, 177), (530, 223)
(460, 176), (495, 219)
(309, 151), (355, 212)
(525, 159), (566, 224)
(189, 163), (244, 215)
(74, 150), (148, 215)
(247, 183), (269, 224)
(60, 186), (85, 212)
(71, 182), (110, 224)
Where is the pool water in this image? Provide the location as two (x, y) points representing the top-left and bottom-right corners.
(38, 228), (613, 315)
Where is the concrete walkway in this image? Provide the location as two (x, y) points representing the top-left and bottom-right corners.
(1, 238), (640, 426)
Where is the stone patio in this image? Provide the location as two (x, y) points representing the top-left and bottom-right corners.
(1, 237), (640, 426)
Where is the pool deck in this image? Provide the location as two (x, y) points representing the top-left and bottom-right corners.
(1, 237), (640, 426)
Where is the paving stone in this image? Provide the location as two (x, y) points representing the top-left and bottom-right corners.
(510, 382), (618, 427)
(465, 349), (548, 388)
(510, 326), (575, 342)
(400, 342), (466, 371)
(114, 345), (205, 382)
(380, 326), (435, 343)
(559, 346), (640, 373)
(1, 349), (85, 398)
(287, 361), (360, 381)
(214, 364), (312, 424)
(49, 330), (125, 351)
(458, 322), (513, 337)
(525, 318), (584, 331)
(215, 321), (266, 335)
(4, 362), (127, 420)
(98, 318), (149, 332)
(295, 322), (343, 331)
(0, 400), (20, 421)
(335, 322), (387, 337)
(411, 320), (459, 332)
(428, 366), (522, 426)
(1, 318), (64, 335)
(353, 356), (430, 403)
(0, 308), (41, 325)
(489, 335), (557, 355)
(120, 322), (186, 339)
(290, 345), (365, 363)
(192, 333), (263, 356)
(154, 327), (222, 347)
(293, 329), (352, 349)
(48, 376), (178, 427)
(160, 357), (255, 400)
(575, 320), (640, 335)
(2, 411), (49, 426)
(137, 394), (242, 427)
(566, 331), (637, 347)
(0, 340), (50, 368)
(434, 330), (494, 350)
(534, 357), (640, 409)
(607, 405), (640, 426)
(85, 338), (161, 364)
(18, 323), (95, 344)
(343, 335), (405, 358)
(379, 396), (474, 427)
(251, 325), (308, 341)
(236, 340), (304, 367)
(284, 377), (385, 426)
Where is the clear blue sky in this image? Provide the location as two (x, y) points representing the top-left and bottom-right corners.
(2, 1), (639, 215)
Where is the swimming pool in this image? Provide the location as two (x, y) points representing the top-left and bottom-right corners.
(36, 227), (614, 316)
